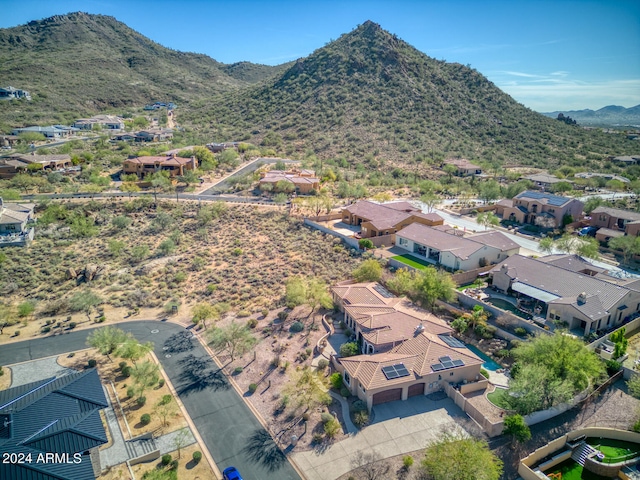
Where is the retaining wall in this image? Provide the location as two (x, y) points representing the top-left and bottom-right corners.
(303, 218), (360, 249)
(443, 382), (504, 437)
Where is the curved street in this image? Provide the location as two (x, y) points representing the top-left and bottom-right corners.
(0, 320), (301, 480)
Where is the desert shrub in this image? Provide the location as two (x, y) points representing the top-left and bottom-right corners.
(289, 321), (304, 333)
(140, 414), (151, 425)
(248, 383), (258, 393)
(160, 394), (172, 405)
(321, 412), (334, 424)
(351, 400), (367, 413)
(233, 367), (243, 375)
(237, 310), (251, 318)
(317, 359), (329, 370)
(246, 318), (258, 328)
(606, 360), (622, 376)
(330, 372), (343, 390)
(354, 410), (369, 427)
(324, 418), (340, 438)
(403, 455), (414, 469)
(41, 326), (51, 333)
(157, 379), (165, 388)
(119, 361), (128, 370)
(126, 387), (135, 398)
(340, 386), (350, 397)
(339, 342), (358, 357)
(161, 454), (172, 466)
(88, 359), (97, 368)
(121, 366), (132, 377)
(312, 432), (324, 443)
(261, 308), (269, 317)
(192, 451), (202, 463)
(136, 396), (146, 407)
(480, 368), (490, 379)
(68, 322), (77, 329)
(514, 327), (527, 337)
(278, 311), (289, 321)
(169, 460), (179, 470)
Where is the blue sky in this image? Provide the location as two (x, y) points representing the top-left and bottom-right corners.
(1, 0), (639, 112)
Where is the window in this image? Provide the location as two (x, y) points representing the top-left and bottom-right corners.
(450, 372), (454, 376)
(360, 384), (365, 393)
(343, 372), (350, 386)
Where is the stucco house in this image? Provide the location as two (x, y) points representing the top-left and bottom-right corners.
(490, 254), (640, 336)
(341, 201), (444, 238)
(589, 206), (640, 237)
(499, 191), (583, 228)
(73, 115), (124, 131)
(0, 199), (35, 246)
(258, 168), (319, 194)
(395, 223), (520, 271)
(0, 86), (31, 100)
(331, 282), (483, 409)
(122, 153), (197, 178)
(0, 154), (72, 178)
(443, 158), (482, 176)
(522, 173), (567, 190)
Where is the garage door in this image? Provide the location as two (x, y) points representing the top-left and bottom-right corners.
(408, 383), (425, 397)
(372, 388), (402, 405)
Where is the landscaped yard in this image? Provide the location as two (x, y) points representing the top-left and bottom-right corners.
(546, 458), (609, 480)
(487, 387), (511, 409)
(391, 254), (432, 270)
(587, 438), (640, 463)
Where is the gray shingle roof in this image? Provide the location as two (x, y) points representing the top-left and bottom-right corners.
(591, 206), (640, 222)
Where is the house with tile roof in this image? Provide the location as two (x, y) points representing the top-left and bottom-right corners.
(443, 158), (483, 176)
(0, 199), (35, 246)
(341, 200), (444, 238)
(73, 115), (124, 131)
(395, 223), (520, 271)
(589, 206), (640, 238)
(522, 173), (567, 189)
(0, 153), (73, 178)
(499, 190), (584, 228)
(331, 282), (483, 409)
(0, 369), (108, 480)
(258, 168), (319, 194)
(122, 153), (197, 179)
(490, 254), (640, 336)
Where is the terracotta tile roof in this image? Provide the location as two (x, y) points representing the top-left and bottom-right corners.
(591, 206), (640, 222)
(445, 158), (481, 169)
(343, 201), (443, 231)
(332, 282), (399, 307)
(125, 155), (192, 166)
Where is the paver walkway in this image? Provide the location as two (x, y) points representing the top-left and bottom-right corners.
(8, 356), (75, 387)
(292, 395), (467, 480)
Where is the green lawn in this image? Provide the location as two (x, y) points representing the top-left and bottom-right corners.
(546, 459), (608, 480)
(391, 254), (432, 270)
(587, 438), (640, 462)
(487, 387), (511, 409)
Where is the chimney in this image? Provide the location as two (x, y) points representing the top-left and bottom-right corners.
(415, 323), (425, 334)
(501, 263), (508, 271)
(171, 153), (176, 159)
(577, 292), (587, 304)
(190, 156), (197, 170)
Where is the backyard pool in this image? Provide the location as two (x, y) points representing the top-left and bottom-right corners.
(465, 343), (501, 371)
(485, 297), (532, 320)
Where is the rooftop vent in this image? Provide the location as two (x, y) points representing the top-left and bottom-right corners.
(577, 292), (587, 304)
(415, 323), (425, 334)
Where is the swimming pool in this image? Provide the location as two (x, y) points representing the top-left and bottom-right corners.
(485, 297), (532, 320)
(465, 343), (502, 371)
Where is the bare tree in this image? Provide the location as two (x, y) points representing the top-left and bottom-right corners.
(350, 451), (390, 480)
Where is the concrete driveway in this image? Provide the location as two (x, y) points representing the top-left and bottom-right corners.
(292, 394), (468, 480)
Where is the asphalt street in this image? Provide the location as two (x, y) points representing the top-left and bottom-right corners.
(0, 320), (301, 480)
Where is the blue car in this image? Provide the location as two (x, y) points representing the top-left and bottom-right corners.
(223, 466), (243, 480)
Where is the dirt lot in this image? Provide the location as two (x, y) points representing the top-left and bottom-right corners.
(209, 305), (349, 451)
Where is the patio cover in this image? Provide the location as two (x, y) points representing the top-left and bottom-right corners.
(511, 282), (560, 303)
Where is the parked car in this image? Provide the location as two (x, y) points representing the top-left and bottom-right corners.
(223, 466), (243, 480)
(578, 226), (598, 237)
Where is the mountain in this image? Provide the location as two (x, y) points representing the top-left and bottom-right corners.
(183, 21), (631, 168)
(0, 15), (632, 170)
(542, 105), (640, 127)
(0, 12), (283, 126)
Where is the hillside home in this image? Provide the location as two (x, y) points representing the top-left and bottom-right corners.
(341, 201), (444, 238)
(499, 190), (584, 228)
(206, 142), (239, 153)
(331, 282), (482, 409)
(443, 158), (482, 176)
(0, 369), (108, 480)
(11, 125), (77, 139)
(575, 172), (630, 184)
(0, 135), (19, 148)
(522, 173), (566, 190)
(134, 128), (173, 143)
(73, 115), (124, 131)
(0, 86), (31, 100)
(611, 156), (640, 166)
(395, 223), (520, 271)
(0, 199), (35, 246)
(122, 153), (197, 179)
(490, 254), (640, 336)
(259, 168), (319, 194)
(589, 206), (640, 237)
(0, 154), (72, 178)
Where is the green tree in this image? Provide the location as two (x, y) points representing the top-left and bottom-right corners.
(275, 180), (295, 194)
(207, 321), (257, 360)
(386, 268), (416, 296)
(18, 131), (46, 143)
(552, 181), (573, 193)
(352, 259), (383, 282)
(112, 215), (132, 230)
(420, 193), (440, 212)
(305, 278), (333, 315)
(273, 192), (288, 206)
(153, 212), (174, 231)
(285, 277), (306, 307)
(191, 302), (219, 329)
(196, 202), (227, 225)
(610, 327), (628, 359)
(476, 211), (500, 230)
(115, 337), (153, 366)
(86, 326), (128, 361)
(121, 181), (141, 198)
(339, 342), (359, 357)
(157, 239), (176, 256)
(442, 164), (458, 182)
(479, 180), (501, 204)
(108, 239), (126, 257)
(69, 214), (99, 238)
(178, 170), (199, 188)
(284, 366), (331, 412)
(154, 395), (178, 427)
(17, 301), (36, 318)
(609, 235), (640, 264)
(421, 429), (503, 480)
(150, 171), (171, 204)
(503, 414), (531, 443)
(131, 360), (160, 399)
(554, 234), (600, 259)
(538, 237), (555, 254)
(69, 289), (102, 319)
(358, 239), (374, 250)
(413, 266), (456, 311)
(627, 375), (640, 399)
(130, 244), (150, 263)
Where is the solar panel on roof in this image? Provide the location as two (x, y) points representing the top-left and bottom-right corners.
(519, 190), (568, 206)
(373, 284), (394, 298)
(439, 335), (465, 348)
(452, 359), (465, 367)
(431, 363), (444, 371)
(442, 361), (453, 369)
(439, 356), (452, 363)
(431, 358), (465, 372)
(382, 363), (411, 380)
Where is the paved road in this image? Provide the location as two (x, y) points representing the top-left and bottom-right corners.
(0, 321), (301, 480)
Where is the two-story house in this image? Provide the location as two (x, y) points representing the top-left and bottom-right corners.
(0, 198), (35, 246)
(589, 206), (640, 239)
(122, 153), (198, 179)
(499, 191), (584, 228)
